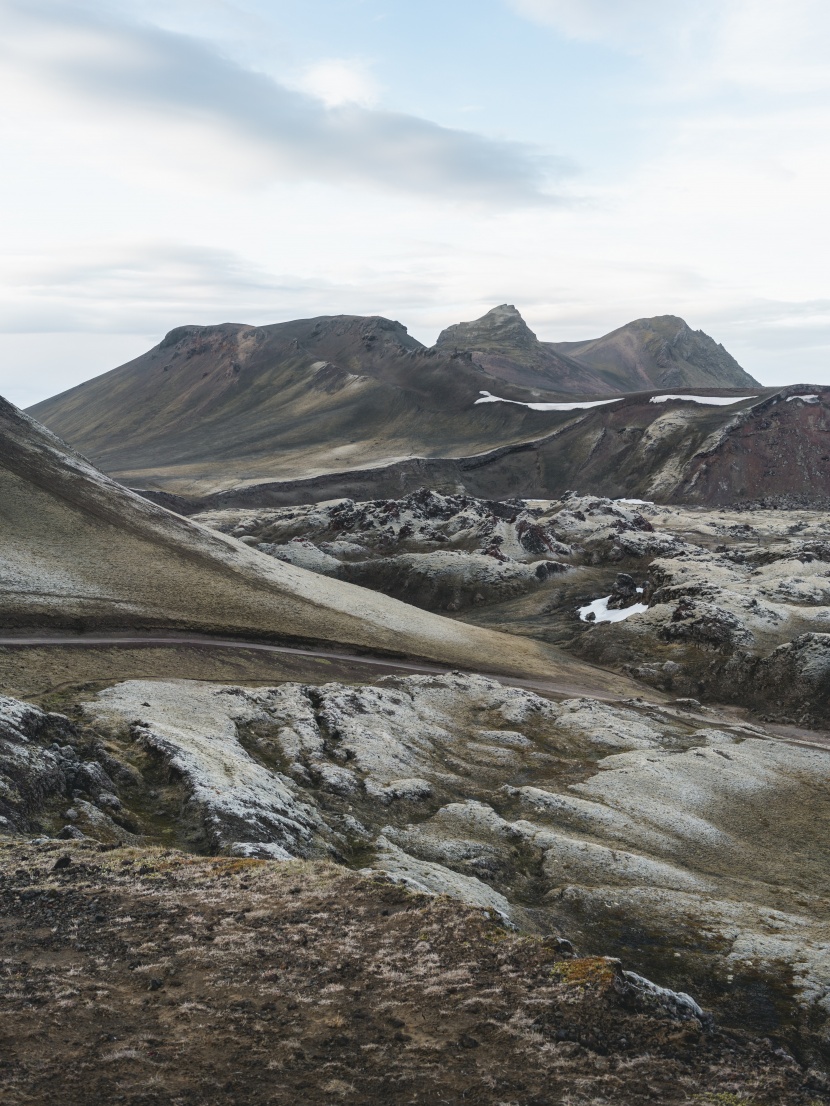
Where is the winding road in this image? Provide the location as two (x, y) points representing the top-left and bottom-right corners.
(1, 632), (828, 753)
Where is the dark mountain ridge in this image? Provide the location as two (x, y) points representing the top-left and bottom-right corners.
(132, 385), (830, 513)
(434, 303), (612, 393)
(28, 305), (761, 498)
(29, 314), (551, 494)
(550, 313), (758, 391)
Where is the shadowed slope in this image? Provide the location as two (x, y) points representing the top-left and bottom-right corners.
(144, 387), (830, 513)
(0, 397), (630, 685)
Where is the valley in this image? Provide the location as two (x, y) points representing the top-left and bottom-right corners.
(2, 307), (830, 1104)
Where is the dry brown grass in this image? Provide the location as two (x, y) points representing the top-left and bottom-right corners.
(0, 839), (825, 1106)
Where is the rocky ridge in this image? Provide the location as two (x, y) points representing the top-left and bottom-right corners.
(550, 314), (759, 391)
(434, 304), (614, 393)
(436, 306), (758, 394)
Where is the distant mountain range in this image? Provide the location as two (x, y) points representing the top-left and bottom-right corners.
(28, 306), (761, 498)
(435, 305), (758, 394)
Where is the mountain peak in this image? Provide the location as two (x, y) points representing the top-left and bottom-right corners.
(435, 304), (538, 351)
(549, 315), (759, 390)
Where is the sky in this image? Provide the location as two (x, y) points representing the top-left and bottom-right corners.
(2, 0), (830, 406)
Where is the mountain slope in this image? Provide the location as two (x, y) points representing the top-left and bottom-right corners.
(28, 315), (569, 495)
(161, 387), (829, 511)
(0, 396), (599, 682)
(551, 314), (759, 390)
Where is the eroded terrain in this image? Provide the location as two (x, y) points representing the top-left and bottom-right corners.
(4, 669), (830, 1072)
(199, 490), (830, 723)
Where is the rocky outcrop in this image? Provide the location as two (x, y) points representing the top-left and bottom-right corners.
(434, 304), (612, 393)
(341, 551), (566, 611)
(0, 696), (143, 840)
(752, 634), (830, 720)
(0, 698), (76, 834)
(200, 489), (573, 612)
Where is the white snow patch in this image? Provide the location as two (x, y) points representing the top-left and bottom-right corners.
(579, 595), (648, 623)
(615, 498), (653, 505)
(475, 391), (620, 412)
(786, 394), (820, 404)
(649, 394), (757, 406)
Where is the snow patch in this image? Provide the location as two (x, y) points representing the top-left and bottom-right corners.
(579, 595), (648, 623)
(649, 394), (756, 406)
(787, 394), (820, 404)
(475, 391), (620, 412)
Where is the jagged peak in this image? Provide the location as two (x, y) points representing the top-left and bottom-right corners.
(435, 304), (538, 350)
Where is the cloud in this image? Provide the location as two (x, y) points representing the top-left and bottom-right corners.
(509, 0), (830, 96)
(295, 59), (380, 109)
(0, 1), (564, 204)
(0, 241), (444, 334)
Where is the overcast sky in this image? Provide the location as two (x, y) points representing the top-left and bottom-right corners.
(2, 0), (830, 405)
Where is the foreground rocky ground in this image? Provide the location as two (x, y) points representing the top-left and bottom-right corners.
(1, 840), (827, 1106)
(198, 489), (830, 723)
(4, 669), (830, 1075)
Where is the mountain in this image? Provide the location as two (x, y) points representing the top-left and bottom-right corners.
(550, 314), (759, 391)
(433, 304), (613, 393)
(28, 314), (572, 496)
(0, 395), (577, 681)
(435, 306), (759, 393)
(28, 307), (760, 501)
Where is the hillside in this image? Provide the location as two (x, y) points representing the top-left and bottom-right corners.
(0, 396), (595, 683)
(28, 314), (574, 496)
(137, 387), (830, 513)
(551, 314), (760, 391)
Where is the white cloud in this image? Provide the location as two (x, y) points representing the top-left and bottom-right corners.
(0, 1), (561, 204)
(509, 0), (830, 96)
(2, 0), (830, 403)
(295, 59), (380, 108)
